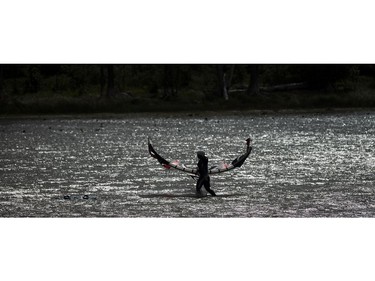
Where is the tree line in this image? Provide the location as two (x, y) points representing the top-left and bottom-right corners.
(2, 65), (373, 97)
(0, 65), (374, 113)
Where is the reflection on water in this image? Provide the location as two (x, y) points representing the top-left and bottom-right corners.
(0, 112), (374, 217)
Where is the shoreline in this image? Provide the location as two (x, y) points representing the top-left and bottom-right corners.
(1, 107), (374, 120)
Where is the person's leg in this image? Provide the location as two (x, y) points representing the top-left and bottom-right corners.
(204, 177), (216, 196)
(196, 177), (204, 196)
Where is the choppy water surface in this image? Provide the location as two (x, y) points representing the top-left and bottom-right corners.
(0, 111), (374, 217)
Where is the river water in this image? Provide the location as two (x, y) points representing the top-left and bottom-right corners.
(0, 111), (374, 217)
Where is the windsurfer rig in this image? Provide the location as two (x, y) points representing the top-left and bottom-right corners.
(148, 137), (252, 175)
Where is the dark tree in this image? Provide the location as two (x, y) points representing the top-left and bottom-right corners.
(227, 65), (235, 90)
(24, 65), (42, 93)
(99, 65), (116, 98)
(295, 65), (359, 90)
(216, 65), (234, 100)
(100, 65), (106, 97)
(247, 64), (260, 96)
(107, 65), (115, 97)
(162, 65), (179, 99)
(0, 65), (3, 97)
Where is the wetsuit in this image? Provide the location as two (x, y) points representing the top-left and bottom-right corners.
(196, 154), (216, 196)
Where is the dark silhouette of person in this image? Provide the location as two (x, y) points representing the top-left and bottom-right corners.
(196, 151), (216, 197)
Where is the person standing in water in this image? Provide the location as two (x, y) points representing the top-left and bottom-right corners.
(196, 151), (216, 197)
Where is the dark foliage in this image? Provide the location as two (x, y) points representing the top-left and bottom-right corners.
(0, 64), (374, 114)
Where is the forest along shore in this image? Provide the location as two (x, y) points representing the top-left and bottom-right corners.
(1, 65), (375, 115)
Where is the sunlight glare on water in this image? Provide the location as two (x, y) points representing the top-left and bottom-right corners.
(0, 112), (374, 217)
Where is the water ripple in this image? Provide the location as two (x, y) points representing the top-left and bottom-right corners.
(0, 112), (374, 217)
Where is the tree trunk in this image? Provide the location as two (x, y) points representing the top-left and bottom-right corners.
(162, 65), (179, 99)
(100, 65), (106, 98)
(223, 73), (229, 100)
(216, 65), (230, 100)
(106, 65), (115, 98)
(0, 65), (3, 98)
(216, 65), (235, 100)
(227, 65), (235, 90)
(247, 64), (260, 96)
